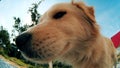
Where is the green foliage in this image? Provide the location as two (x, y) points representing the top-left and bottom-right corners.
(0, 27), (12, 55)
(28, 0), (44, 25)
(53, 61), (72, 68)
(9, 57), (29, 66)
(0, 28), (10, 46)
(13, 17), (29, 34)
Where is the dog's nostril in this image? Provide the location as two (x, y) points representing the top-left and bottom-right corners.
(15, 33), (32, 49)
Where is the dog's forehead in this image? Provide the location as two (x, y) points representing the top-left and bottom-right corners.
(48, 3), (75, 12)
(52, 3), (72, 8)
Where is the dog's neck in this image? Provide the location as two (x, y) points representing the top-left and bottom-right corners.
(61, 35), (108, 68)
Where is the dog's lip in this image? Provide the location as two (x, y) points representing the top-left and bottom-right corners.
(21, 51), (53, 64)
(20, 47), (53, 63)
(20, 42), (70, 64)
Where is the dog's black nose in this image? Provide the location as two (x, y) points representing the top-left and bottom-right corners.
(15, 33), (32, 51)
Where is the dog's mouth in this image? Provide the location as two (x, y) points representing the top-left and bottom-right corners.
(16, 32), (71, 64)
(20, 41), (70, 64)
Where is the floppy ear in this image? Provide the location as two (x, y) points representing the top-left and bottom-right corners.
(72, 2), (96, 24)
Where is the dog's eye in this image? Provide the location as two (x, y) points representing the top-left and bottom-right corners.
(53, 11), (67, 19)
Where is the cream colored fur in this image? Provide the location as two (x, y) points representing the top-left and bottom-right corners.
(20, 2), (117, 68)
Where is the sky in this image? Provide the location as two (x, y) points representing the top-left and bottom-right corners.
(0, 0), (120, 38)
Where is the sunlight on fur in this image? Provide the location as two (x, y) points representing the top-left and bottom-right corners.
(16, 1), (117, 68)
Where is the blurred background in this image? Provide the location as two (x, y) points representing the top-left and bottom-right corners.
(0, 0), (120, 68)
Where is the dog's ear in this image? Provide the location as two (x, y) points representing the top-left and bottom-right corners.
(73, 2), (96, 24)
(87, 6), (95, 17)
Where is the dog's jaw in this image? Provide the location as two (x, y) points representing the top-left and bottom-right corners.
(20, 41), (71, 64)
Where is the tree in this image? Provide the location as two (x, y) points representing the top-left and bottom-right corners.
(11, 17), (28, 58)
(28, 0), (44, 26)
(0, 26), (11, 55)
(0, 26), (10, 46)
(13, 17), (28, 34)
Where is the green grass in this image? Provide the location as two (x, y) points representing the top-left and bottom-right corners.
(0, 53), (46, 68)
(0, 48), (32, 67)
(9, 57), (28, 66)
(0, 47), (72, 68)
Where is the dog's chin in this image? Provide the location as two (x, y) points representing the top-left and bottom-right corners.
(21, 53), (52, 64)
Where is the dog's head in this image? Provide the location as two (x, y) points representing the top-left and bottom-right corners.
(15, 2), (99, 63)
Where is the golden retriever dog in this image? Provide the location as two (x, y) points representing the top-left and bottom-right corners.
(15, 2), (117, 68)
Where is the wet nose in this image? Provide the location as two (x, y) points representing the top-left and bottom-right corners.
(15, 33), (32, 51)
